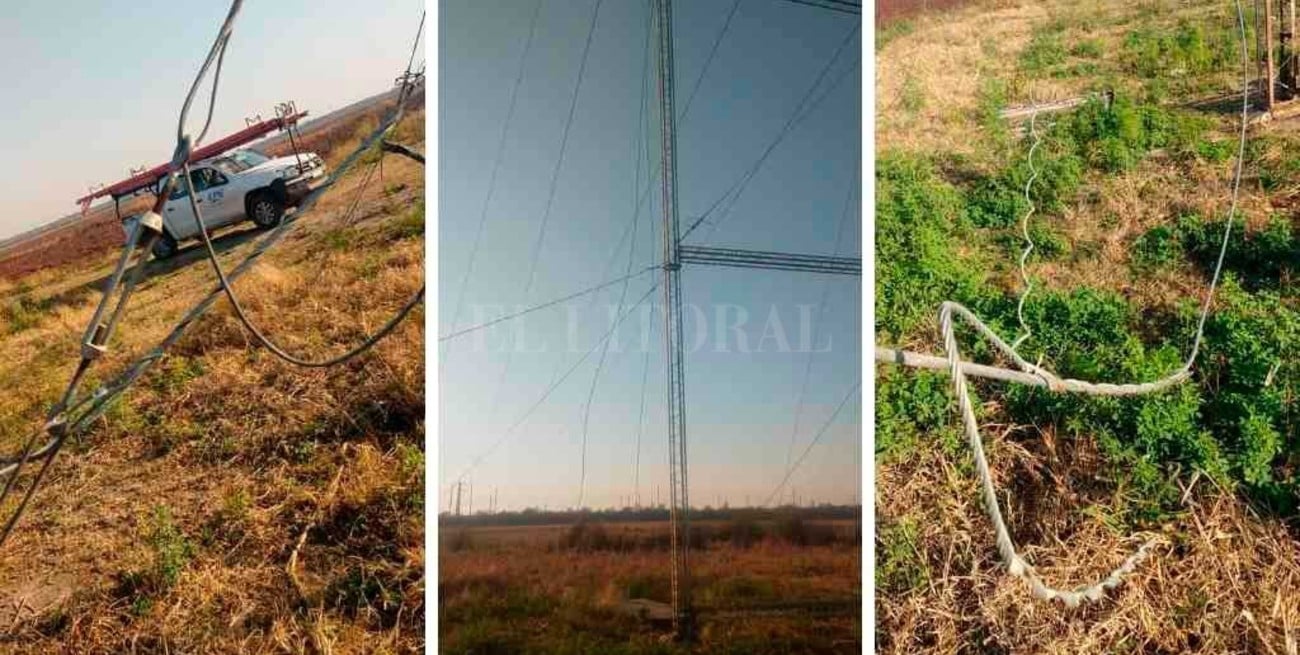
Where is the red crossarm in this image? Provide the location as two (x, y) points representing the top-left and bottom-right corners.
(75, 111), (308, 211)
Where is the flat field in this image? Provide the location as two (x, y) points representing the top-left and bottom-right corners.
(0, 103), (426, 653)
(439, 514), (861, 654)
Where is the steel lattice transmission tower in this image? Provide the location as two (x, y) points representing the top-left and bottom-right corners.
(652, 0), (693, 639)
(648, 0), (859, 638)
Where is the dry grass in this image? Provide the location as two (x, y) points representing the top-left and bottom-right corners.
(878, 440), (1300, 654)
(877, 0), (1300, 652)
(876, 0), (1050, 158)
(999, 143), (1280, 308)
(439, 520), (861, 654)
(877, 0), (1239, 160)
(0, 106), (425, 653)
(878, 0), (1290, 313)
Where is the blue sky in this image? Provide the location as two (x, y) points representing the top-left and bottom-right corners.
(439, 0), (861, 512)
(0, 0), (423, 237)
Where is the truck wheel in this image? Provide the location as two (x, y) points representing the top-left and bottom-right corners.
(248, 192), (286, 229)
(151, 231), (179, 260)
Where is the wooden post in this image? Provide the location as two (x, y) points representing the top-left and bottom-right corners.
(1260, 0), (1267, 106)
(1267, 0), (1278, 111)
(1288, 0), (1298, 96)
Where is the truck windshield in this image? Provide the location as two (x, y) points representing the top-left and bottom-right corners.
(230, 150), (270, 168)
(209, 150), (272, 174)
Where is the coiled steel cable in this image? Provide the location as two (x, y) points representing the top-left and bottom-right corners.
(876, 0), (1250, 605)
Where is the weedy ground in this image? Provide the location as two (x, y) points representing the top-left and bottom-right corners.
(0, 107), (425, 653)
(438, 517), (861, 654)
(878, 0), (1297, 653)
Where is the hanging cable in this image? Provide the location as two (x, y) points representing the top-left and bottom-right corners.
(479, 0), (605, 437)
(679, 25), (859, 243)
(785, 176), (857, 472)
(178, 7), (426, 369)
(0, 0), (428, 546)
(764, 379), (860, 507)
(452, 279), (661, 484)
(446, 0), (544, 338)
(679, 0), (743, 123)
(437, 265), (657, 342)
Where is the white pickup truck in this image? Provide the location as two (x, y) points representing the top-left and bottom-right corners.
(125, 148), (327, 259)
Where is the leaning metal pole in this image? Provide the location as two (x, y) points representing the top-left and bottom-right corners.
(653, 0), (692, 639)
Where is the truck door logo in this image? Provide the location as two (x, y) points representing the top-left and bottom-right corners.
(208, 190), (224, 202)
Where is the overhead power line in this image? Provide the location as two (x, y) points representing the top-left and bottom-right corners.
(437, 265), (657, 342)
(523, 0), (605, 294)
(776, 0), (862, 15)
(450, 0), (744, 346)
(678, 246), (861, 275)
(481, 0), (604, 450)
(447, 0), (544, 339)
(680, 23), (860, 243)
(786, 176), (857, 471)
(452, 279), (661, 484)
(764, 379), (860, 507)
(679, 0), (743, 122)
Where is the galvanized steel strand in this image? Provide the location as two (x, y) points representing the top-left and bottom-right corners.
(875, 0), (1251, 605)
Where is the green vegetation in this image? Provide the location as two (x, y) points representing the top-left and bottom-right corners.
(1020, 28), (1068, 74)
(875, 154), (986, 342)
(968, 95), (1211, 230)
(876, 19), (915, 52)
(1071, 38), (1104, 59)
(876, 369), (961, 463)
(1131, 224), (1180, 270)
(151, 355), (205, 395)
(1017, 28), (1108, 80)
(877, 90), (1300, 524)
(1121, 20), (1238, 80)
(876, 518), (928, 594)
(1133, 210), (1296, 292)
(146, 505), (195, 588)
(1179, 213), (1296, 291)
(389, 198), (425, 240)
(1, 294), (54, 334)
(116, 505), (196, 615)
(976, 77), (1012, 150)
(900, 74), (925, 114)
